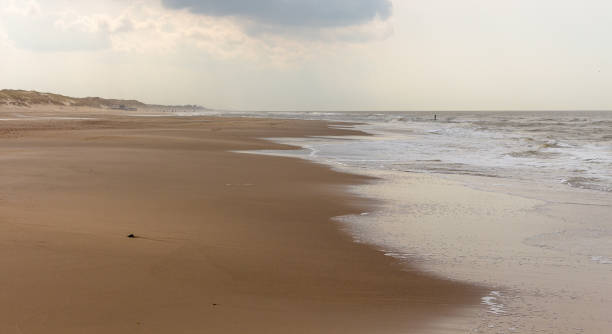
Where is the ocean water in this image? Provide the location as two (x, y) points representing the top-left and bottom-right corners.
(214, 109), (612, 332)
(206, 110), (612, 193)
(224, 110), (612, 332)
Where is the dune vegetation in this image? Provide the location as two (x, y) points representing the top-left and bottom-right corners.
(0, 89), (147, 109)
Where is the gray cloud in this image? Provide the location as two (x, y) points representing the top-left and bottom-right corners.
(162, 0), (392, 28)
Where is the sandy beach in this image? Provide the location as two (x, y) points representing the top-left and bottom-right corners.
(4, 0), (611, 331)
(0, 106), (483, 334)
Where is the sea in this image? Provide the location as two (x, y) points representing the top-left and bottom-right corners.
(179, 109), (612, 332)
(189, 110), (612, 193)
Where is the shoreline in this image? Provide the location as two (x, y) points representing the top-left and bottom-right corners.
(258, 132), (612, 333)
(0, 106), (484, 333)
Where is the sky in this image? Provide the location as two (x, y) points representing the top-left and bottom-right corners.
(1, 0), (612, 111)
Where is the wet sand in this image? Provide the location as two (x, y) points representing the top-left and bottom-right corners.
(339, 170), (612, 333)
(0, 106), (483, 334)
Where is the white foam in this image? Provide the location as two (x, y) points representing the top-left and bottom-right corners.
(235, 111), (612, 193)
(591, 256), (612, 264)
(481, 291), (506, 315)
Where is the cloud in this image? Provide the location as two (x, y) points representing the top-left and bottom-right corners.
(0, 1), (263, 57)
(161, 0), (392, 28)
(1, 1), (111, 52)
(3, 17), (110, 52)
(0, 0), (390, 64)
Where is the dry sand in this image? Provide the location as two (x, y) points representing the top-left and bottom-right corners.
(0, 106), (484, 334)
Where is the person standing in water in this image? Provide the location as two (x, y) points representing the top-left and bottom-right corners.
(434, 114), (437, 121)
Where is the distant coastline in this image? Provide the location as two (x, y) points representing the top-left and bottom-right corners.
(0, 89), (209, 111)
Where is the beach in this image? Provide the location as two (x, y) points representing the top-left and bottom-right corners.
(0, 106), (483, 334)
(4, 0), (611, 331)
(339, 171), (612, 333)
(252, 110), (612, 333)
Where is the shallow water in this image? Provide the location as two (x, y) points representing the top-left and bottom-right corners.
(189, 110), (612, 193)
(228, 109), (612, 333)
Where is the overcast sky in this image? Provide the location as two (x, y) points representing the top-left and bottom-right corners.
(1, 0), (611, 111)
